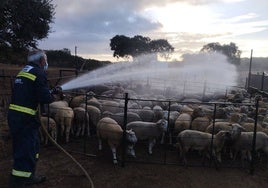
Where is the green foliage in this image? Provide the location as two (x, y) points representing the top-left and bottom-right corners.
(45, 49), (110, 70)
(200, 42), (241, 65)
(0, 47), (111, 70)
(110, 35), (174, 60)
(0, 0), (55, 49)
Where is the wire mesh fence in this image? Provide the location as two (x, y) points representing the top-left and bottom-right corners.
(40, 91), (268, 175)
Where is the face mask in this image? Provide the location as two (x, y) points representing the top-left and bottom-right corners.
(44, 61), (48, 70)
(43, 54), (48, 71)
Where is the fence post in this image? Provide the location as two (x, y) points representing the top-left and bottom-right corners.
(202, 81), (207, 100)
(121, 93), (129, 167)
(261, 72), (265, 91)
(164, 101), (171, 164)
(83, 94), (88, 154)
(250, 96), (260, 175)
(210, 103), (217, 168)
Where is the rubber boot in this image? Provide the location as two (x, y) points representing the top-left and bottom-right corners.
(25, 174), (46, 186)
(9, 174), (26, 188)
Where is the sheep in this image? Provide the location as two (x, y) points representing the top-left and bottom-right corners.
(97, 117), (137, 164)
(73, 107), (90, 137)
(126, 119), (168, 154)
(241, 122), (268, 135)
(230, 124), (268, 162)
(170, 102), (182, 112)
(39, 116), (57, 145)
(191, 116), (212, 132)
(152, 105), (164, 122)
(163, 110), (180, 144)
(80, 104), (101, 131)
(48, 100), (69, 118)
(174, 113), (192, 134)
(176, 129), (231, 165)
(180, 105), (194, 115)
(101, 100), (123, 114)
(205, 122), (233, 134)
(103, 111), (141, 128)
(87, 97), (102, 109)
(54, 106), (74, 143)
(69, 95), (86, 108)
(136, 107), (154, 122)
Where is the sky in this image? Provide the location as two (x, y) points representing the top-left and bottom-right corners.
(38, 0), (268, 62)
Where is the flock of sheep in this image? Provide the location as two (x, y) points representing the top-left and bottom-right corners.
(40, 83), (268, 166)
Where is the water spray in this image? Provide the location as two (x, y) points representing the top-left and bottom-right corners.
(60, 52), (238, 96)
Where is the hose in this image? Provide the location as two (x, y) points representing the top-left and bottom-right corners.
(39, 107), (94, 188)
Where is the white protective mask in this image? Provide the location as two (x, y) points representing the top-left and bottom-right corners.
(44, 61), (48, 70)
(43, 54), (48, 71)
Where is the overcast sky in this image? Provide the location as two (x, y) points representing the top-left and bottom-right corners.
(38, 0), (268, 62)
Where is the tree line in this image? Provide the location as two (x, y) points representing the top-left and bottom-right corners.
(0, 0), (243, 69)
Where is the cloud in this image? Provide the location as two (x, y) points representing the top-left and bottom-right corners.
(39, 0), (268, 59)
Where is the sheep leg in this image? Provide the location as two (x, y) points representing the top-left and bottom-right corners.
(81, 122), (85, 137)
(45, 134), (48, 145)
(98, 139), (102, 150)
(76, 126), (81, 137)
(160, 132), (165, 144)
(247, 150), (252, 161)
(111, 147), (118, 164)
(181, 148), (188, 166)
(168, 132), (172, 144)
(148, 139), (156, 155)
(127, 144), (136, 157)
(60, 123), (65, 138)
(86, 123), (90, 137)
(66, 129), (70, 143)
(52, 130), (57, 142)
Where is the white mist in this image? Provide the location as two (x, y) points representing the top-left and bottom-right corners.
(60, 52), (238, 95)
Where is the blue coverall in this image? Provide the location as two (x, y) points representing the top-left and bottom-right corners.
(8, 63), (53, 179)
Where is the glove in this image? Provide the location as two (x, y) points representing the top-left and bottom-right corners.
(50, 86), (62, 94)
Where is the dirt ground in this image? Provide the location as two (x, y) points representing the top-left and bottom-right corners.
(1, 136), (268, 188)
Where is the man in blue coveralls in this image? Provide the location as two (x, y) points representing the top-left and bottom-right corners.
(8, 49), (61, 187)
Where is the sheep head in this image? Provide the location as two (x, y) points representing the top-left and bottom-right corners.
(157, 119), (168, 132)
(230, 123), (245, 139)
(126, 129), (137, 157)
(126, 129), (137, 144)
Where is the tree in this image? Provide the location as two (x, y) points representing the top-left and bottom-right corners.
(200, 42), (241, 65)
(110, 35), (174, 60)
(0, 0), (55, 50)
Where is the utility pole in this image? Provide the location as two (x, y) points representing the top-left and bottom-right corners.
(247, 49), (253, 89)
(75, 46), (78, 71)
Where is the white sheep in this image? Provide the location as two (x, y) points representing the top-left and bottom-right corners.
(54, 106), (74, 143)
(103, 111), (141, 128)
(47, 100), (69, 120)
(205, 122), (233, 134)
(191, 116), (211, 132)
(97, 117), (137, 164)
(136, 107), (155, 122)
(69, 95), (85, 108)
(163, 110), (180, 144)
(126, 119), (168, 154)
(176, 129), (231, 165)
(40, 116), (57, 145)
(73, 107), (90, 137)
(174, 113), (192, 134)
(230, 124), (268, 162)
(152, 105), (164, 122)
(101, 100), (123, 114)
(80, 104), (101, 130)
